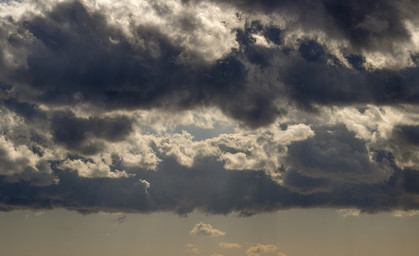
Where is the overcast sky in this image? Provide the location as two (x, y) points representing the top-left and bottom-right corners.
(1, 0), (419, 255)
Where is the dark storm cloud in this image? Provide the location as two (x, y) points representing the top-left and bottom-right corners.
(392, 125), (419, 145)
(0, 170), (151, 213)
(287, 125), (391, 185)
(51, 112), (133, 155)
(0, 155), (418, 215)
(189, 0), (419, 52)
(1, 1), (419, 127)
(0, 99), (133, 156)
(0, 0), (419, 216)
(1, 1), (267, 126)
(240, 36), (419, 109)
(3, 1), (268, 126)
(12, 1), (196, 109)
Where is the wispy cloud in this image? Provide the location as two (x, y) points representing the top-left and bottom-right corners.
(246, 243), (278, 256)
(337, 209), (361, 217)
(219, 242), (241, 248)
(393, 210), (419, 218)
(113, 214), (127, 224)
(190, 222), (226, 237)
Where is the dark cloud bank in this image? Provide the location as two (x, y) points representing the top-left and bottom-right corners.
(0, 0), (419, 215)
(3, 0), (419, 125)
(2, 155), (419, 215)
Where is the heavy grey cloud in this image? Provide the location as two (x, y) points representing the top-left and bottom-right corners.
(287, 125), (391, 185)
(189, 0), (419, 52)
(2, 1), (419, 127)
(0, 153), (418, 215)
(50, 112), (133, 155)
(0, 0), (418, 216)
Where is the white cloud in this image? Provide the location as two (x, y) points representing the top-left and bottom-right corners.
(214, 123), (314, 179)
(190, 222), (226, 237)
(58, 157), (129, 179)
(138, 179), (151, 194)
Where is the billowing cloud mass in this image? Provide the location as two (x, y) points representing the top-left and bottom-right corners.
(0, 0), (419, 216)
(190, 222), (226, 237)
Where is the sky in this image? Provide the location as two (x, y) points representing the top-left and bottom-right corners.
(1, 0), (419, 255)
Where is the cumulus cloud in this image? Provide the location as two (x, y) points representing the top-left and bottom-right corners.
(190, 222), (226, 237)
(58, 158), (129, 178)
(246, 243), (278, 256)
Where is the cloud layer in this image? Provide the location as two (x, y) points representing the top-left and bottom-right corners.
(0, 0), (419, 215)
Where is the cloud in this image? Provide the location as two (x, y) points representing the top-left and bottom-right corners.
(192, 0), (419, 54)
(0, 0), (419, 216)
(1, 0), (418, 129)
(219, 242), (241, 248)
(0, 149), (419, 215)
(0, 134), (57, 186)
(337, 209), (361, 217)
(50, 112), (133, 155)
(190, 222), (226, 237)
(246, 243), (278, 256)
(287, 125), (392, 185)
(393, 210), (419, 218)
(58, 158), (129, 179)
